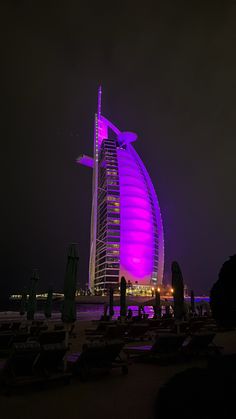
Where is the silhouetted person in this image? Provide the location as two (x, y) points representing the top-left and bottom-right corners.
(140, 305), (145, 315)
(127, 308), (133, 320)
(165, 301), (171, 318)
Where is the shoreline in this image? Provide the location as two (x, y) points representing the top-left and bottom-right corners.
(9, 295), (210, 304)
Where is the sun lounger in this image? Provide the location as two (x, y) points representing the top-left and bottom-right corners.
(0, 330), (33, 357)
(13, 332), (31, 343)
(124, 333), (186, 363)
(54, 323), (65, 331)
(131, 316), (143, 322)
(181, 332), (216, 357)
(173, 321), (190, 334)
(85, 321), (117, 336)
(188, 320), (205, 333)
(0, 341), (41, 391)
(0, 340), (71, 393)
(10, 322), (21, 331)
(39, 331), (66, 345)
(202, 319), (218, 332)
(36, 342), (69, 377)
(29, 325), (42, 337)
(150, 318), (176, 334)
(0, 332), (14, 357)
(148, 319), (162, 329)
(85, 323), (106, 336)
(86, 325), (127, 342)
(151, 333), (186, 354)
(30, 324), (48, 337)
(124, 324), (150, 342)
(66, 339), (128, 381)
(0, 323), (11, 332)
(159, 318), (175, 328)
(32, 320), (44, 327)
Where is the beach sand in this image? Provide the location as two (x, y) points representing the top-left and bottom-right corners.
(0, 319), (235, 419)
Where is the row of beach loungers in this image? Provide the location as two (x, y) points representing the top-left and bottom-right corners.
(85, 316), (217, 341)
(84, 317), (220, 363)
(0, 316), (221, 394)
(0, 322), (128, 394)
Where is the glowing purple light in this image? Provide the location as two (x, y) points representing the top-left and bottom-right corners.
(118, 131), (137, 144)
(117, 144), (164, 284)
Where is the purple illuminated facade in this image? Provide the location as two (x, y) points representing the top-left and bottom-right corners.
(78, 88), (164, 293)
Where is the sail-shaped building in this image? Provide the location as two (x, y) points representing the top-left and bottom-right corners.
(78, 88), (164, 294)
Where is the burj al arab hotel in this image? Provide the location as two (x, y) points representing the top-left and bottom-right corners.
(78, 88), (164, 295)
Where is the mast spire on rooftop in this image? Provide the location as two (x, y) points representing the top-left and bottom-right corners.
(97, 85), (102, 118)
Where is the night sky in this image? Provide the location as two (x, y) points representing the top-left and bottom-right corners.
(1, 1), (236, 298)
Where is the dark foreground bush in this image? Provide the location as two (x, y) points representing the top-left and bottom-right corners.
(153, 366), (234, 419)
(210, 255), (236, 328)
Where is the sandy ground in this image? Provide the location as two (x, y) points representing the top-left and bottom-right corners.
(0, 319), (235, 419)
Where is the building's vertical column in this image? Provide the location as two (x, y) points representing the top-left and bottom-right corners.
(89, 114), (99, 291)
(90, 87), (108, 292)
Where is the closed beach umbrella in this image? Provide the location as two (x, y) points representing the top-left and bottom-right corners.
(61, 244), (79, 323)
(109, 287), (114, 318)
(120, 276), (127, 318)
(44, 287), (53, 319)
(155, 288), (161, 318)
(190, 290), (195, 314)
(171, 261), (185, 321)
(20, 289), (27, 316)
(27, 270), (39, 321)
(103, 303), (108, 320)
